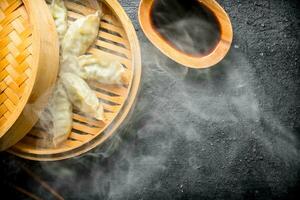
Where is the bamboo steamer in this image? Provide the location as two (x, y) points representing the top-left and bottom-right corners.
(0, 0), (59, 150)
(9, 0), (142, 161)
(139, 0), (233, 69)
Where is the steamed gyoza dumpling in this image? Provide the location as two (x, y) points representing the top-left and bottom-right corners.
(50, 0), (68, 42)
(60, 55), (83, 76)
(38, 81), (73, 147)
(78, 55), (126, 85)
(62, 11), (101, 56)
(61, 72), (104, 120)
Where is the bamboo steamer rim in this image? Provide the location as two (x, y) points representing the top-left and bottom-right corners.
(9, 0), (141, 161)
(0, 0), (59, 150)
(138, 0), (233, 69)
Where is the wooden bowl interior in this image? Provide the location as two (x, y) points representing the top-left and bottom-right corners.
(138, 0), (233, 69)
(9, 0), (141, 161)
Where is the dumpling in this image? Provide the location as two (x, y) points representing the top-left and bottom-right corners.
(60, 54), (126, 85)
(61, 72), (104, 120)
(50, 0), (68, 42)
(62, 11), (101, 56)
(60, 55), (83, 76)
(37, 81), (73, 147)
(78, 55), (126, 85)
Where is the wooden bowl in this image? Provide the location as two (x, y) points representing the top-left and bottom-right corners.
(0, 0), (59, 150)
(9, 0), (142, 161)
(138, 0), (233, 69)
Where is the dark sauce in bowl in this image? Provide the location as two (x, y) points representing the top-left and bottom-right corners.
(150, 0), (221, 56)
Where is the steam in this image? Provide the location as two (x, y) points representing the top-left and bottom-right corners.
(157, 17), (220, 55)
(151, 0), (221, 55)
(35, 40), (299, 199)
(3, 1), (299, 199)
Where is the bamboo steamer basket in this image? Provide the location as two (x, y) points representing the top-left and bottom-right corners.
(139, 0), (233, 69)
(9, 0), (142, 161)
(0, 0), (59, 150)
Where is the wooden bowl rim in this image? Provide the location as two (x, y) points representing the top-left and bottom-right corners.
(138, 0), (233, 69)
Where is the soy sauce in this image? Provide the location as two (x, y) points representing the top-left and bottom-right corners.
(151, 0), (221, 55)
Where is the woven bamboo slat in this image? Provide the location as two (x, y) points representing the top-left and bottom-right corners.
(0, 0), (59, 150)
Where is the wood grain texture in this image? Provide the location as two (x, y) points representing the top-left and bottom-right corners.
(0, 0), (59, 150)
(138, 0), (233, 69)
(9, 0), (141, 161)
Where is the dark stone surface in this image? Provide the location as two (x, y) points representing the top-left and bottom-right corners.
(0, 0), (299, 199)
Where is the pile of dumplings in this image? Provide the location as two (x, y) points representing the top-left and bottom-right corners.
(37, 0), (126, 147)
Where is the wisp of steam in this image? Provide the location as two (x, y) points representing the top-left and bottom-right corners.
(2, 1), (299, 199)
(36, 13), (300, 199)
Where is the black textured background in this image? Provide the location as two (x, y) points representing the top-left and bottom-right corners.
(0, 0), (299, 199)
